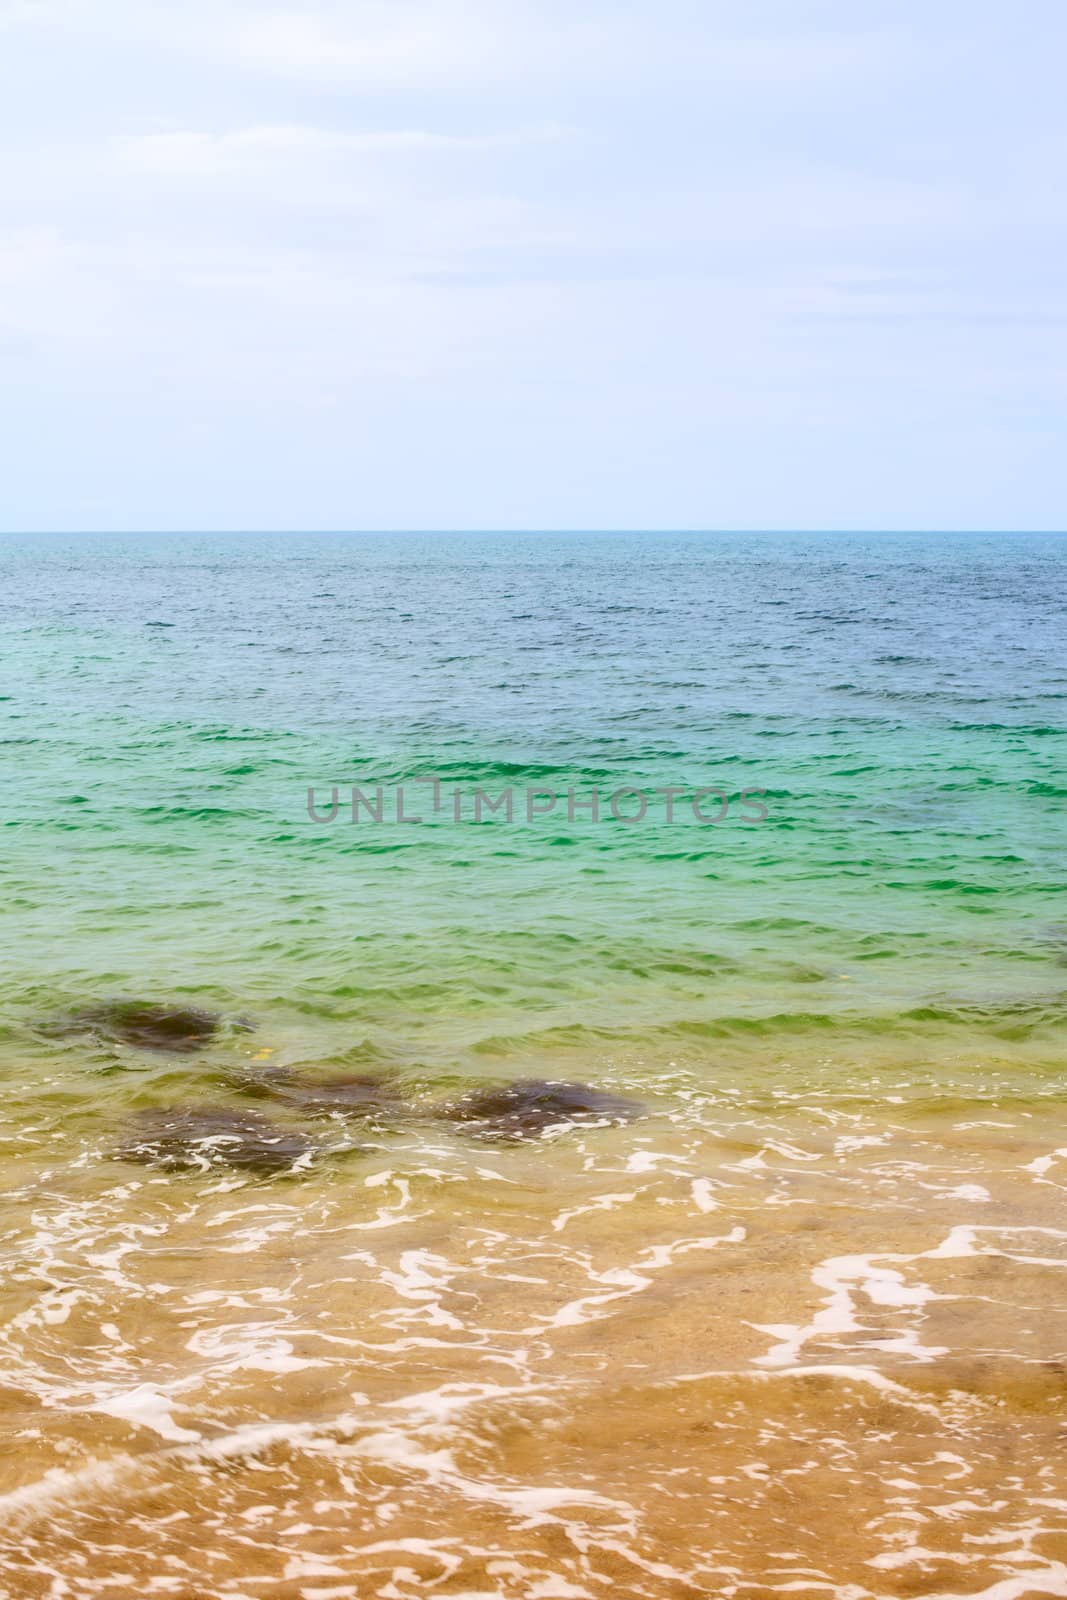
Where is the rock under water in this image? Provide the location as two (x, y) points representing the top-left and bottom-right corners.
(435, 1078), (645, 1140)
(48, 1000), (236, 1053)
(114, 1106), (317, 1174)
(233, 1066), (408, 1118)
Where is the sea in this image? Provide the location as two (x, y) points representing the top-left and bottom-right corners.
(0, 530), (1065, 1598)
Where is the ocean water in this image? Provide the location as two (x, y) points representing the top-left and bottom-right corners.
(1, 530), (1066, 1597)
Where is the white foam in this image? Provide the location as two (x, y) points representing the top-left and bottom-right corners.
(91, 1385), (201, 1443)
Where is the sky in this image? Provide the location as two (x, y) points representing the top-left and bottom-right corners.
(0, 0), (1065, 532)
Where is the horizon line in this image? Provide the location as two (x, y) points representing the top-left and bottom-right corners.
(3, 527), (1067, 538)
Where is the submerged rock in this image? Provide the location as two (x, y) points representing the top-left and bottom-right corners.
(435, 1078), (644, 1141)
(233, 1066), (408, 1118)
(48, 1000), (238, 1054)
(114, 1105), (317, 1174)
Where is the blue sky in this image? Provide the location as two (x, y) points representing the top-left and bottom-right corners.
(0, 0), (1064, 530)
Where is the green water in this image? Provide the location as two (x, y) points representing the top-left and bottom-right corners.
(2, 531), (1065, 1108)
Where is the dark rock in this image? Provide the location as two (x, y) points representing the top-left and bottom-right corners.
(47, 1000), (243, 1053)
(114, 1105), (317, 1174)
(233, 1066), (407, 1118)
(435, 1078), (644, 1141)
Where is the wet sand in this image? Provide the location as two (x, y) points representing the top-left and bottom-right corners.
(1, 1066), (1065, 1599)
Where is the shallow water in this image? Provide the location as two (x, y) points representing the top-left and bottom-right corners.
(1, 531), (1066, 1597)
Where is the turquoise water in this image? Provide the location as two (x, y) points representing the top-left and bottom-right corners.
(2, 531), (1065, 1091)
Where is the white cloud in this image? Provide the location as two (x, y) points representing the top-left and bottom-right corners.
(227, 3), (902, 88)
(115, 122), (570, 179)
(0, 0), (902, 91)
(0, 0), (591, 84)
(233, 6), (489, 83)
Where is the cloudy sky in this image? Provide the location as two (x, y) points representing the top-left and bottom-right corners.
(1, 0), (1064, 530)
